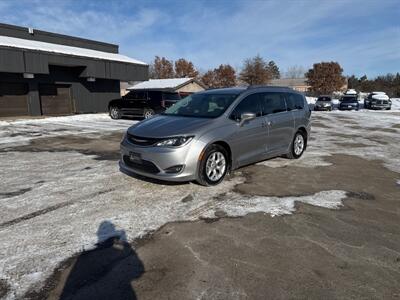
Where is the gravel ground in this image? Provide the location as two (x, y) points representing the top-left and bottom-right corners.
(0, 111), (399, 299)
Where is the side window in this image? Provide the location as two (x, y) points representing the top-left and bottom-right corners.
(131, 91), (147, 100)
(229, 93), (261, 121)
(285, 93), (304, 110)
(294, 94), (305, 109)
(260, 92), (287, 115)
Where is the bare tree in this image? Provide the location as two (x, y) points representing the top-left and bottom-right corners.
(285, 65), (306, 79)
(239, 55), (272, 85)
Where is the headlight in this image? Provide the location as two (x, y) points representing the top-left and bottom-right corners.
(155, 136), (194, 147)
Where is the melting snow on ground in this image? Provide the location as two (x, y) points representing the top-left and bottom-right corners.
(0, 110), (399, 298)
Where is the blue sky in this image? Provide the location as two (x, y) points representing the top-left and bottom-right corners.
(0, 0), (399, 77)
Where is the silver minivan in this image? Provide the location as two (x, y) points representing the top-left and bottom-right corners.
(120, 86), (311, 186)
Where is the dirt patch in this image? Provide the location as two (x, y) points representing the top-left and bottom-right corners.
(0, 279), (10, 299)
(366, 127), (398, 134)
(0, 187), (32, 199)
(392, 124), (400, 129)
(334, 116), (359, 124)
(331, 132), (359, 139)
(334, 142), (368, 149)
(367, 135), (390, 145)
(348, 125), (365, 130)
(1, 132), (123, 161)
(311, 122), (331, 129)
(235, 154), (399, 200)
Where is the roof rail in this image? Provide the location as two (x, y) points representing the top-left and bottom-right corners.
(246, 85), (293, 90)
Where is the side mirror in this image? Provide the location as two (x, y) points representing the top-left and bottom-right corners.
(239, 112), (256, 127)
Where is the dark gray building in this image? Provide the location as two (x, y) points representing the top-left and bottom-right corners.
(0, 23), (148, 117)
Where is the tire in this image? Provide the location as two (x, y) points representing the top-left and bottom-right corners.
(109, 107), (121, 119)
(143, 109), (155, 119)
(286, 131), (306, 159)
(197, 144), (229, 186)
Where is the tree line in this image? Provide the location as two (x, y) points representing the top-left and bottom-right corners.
(149, 56), (399, 96)
(348, 74), (400, 97)
(149, 55), (281, 88)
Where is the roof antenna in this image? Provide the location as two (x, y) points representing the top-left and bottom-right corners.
(28, 27), (34, 35)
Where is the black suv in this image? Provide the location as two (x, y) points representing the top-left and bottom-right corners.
(339, 95), (359, 111)
(109, 90), (181, 119)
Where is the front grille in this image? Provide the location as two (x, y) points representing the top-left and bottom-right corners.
(123, 155), (160, 174)
(127, 133), (162, 146)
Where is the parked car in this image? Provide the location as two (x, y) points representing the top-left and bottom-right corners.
(120, 87), (311, 186)
(108, 90), (181, 119)
(339, 95), (359, 110)
(364, 92), (391, 110)
(314, 96), (333, 111)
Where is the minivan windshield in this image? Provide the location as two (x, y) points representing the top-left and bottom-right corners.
(163, 93), (238, 118)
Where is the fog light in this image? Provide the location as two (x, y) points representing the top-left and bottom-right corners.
(164, 165), (184, 174)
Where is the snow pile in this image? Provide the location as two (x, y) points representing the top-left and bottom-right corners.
(391, 98), (400, 110)
(306, 96), (317, 105)
(0, 35), (147, 65)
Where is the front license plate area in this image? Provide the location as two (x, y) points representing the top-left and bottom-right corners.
(129, 152), (142, 163)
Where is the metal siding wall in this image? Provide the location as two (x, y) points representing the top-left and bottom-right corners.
(0, 49), (25, 73)
(24, 52), (49, 74)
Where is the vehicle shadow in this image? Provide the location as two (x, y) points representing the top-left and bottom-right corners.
(48, 221), (144, 300)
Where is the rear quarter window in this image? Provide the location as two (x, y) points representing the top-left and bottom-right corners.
(286, 93), (305, 110)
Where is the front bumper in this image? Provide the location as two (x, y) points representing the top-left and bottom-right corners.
(370, 104), (391, 110)
(119, 138), (204, 182)
(339, 105), (359, 110)
(314, 105), (332, 111)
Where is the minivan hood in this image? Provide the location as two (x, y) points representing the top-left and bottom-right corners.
(128, 115), (214, 138)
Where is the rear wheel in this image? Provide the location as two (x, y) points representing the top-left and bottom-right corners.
(287, 131), (306, 159)
(109, 107), (121, 119)
(143, 109), (155, 119)
(197, 144), (229, 186)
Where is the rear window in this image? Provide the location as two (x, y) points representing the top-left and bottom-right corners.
(286, 93), (305, 110)
(317, 97), (331, 102)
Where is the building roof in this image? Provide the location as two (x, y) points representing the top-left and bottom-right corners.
(0, 35), (147, 65)
(269, 78), (308, 87)
(128, 78), (204, 90)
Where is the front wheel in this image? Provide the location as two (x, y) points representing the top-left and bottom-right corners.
(143, 109), (155, 119)
(286, 131), (306, 159)
(197, 144), (229, 186)
(109, 107), (121, 119)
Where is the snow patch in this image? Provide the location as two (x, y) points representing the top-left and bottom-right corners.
(201, 190), (347, 218)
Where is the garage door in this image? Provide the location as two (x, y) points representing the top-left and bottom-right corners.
(0, 82), (29, 117)
(40, 84), (73, 115)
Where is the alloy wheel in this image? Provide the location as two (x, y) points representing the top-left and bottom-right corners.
(205, 151), (226, 182)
